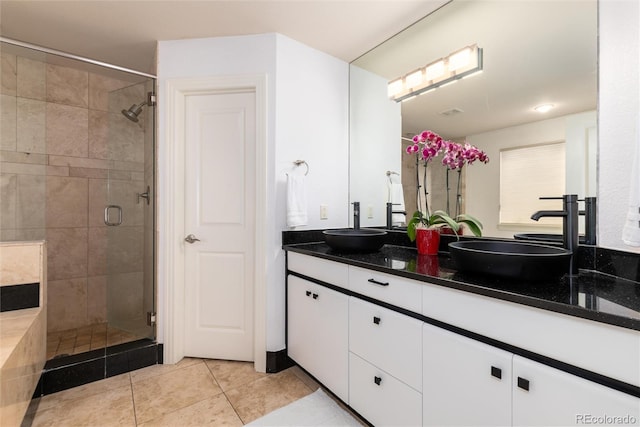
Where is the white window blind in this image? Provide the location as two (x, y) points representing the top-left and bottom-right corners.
(500, 142), (566, 225)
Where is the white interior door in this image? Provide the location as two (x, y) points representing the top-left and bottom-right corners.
(183, 90), (256, 361)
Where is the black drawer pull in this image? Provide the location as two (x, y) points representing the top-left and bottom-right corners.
(367, 278), (389, 287)
(373, 316), (381, 325)
(305, 291), (311, 297)
(491, 366), (502, 379)
(312, 293), (319, 300)
(517, 377), (530, 391)
(374, 376), (382, 386)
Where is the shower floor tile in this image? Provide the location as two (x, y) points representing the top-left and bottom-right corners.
(46, 323), (143, 360)
(24, 359), (352, 427)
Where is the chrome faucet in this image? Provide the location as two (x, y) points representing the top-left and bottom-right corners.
(352, 202), (360, 230)
(531, 194), (579, 275)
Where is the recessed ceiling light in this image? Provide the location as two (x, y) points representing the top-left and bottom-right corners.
(534, 104), (554, 113)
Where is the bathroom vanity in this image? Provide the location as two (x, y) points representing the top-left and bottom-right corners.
(283, 238), (640, 426)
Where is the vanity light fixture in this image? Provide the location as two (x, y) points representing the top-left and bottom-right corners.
(534, 103), (555, 113)
(388, 44), (483, 102)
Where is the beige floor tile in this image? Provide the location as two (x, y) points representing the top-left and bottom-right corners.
(129, 357), (202, 384)
(205, 359), (267, 392)
(138, 393), (242, 427)
(60, 329), (77, 339)
(288, 365), (321, 392)
(72, 344), (91, 354)
(35, 373), (131, 413)
(31, 384), (135, 427)
(132, 361), (222, 424)
(225, 368), (313, 424)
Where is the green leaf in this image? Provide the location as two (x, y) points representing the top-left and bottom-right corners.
(406, 210), (424, 242)
(456, 213), (483, 237)
(430, 210), (460, 232)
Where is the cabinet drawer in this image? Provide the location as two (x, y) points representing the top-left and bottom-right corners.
(349, 352), (422, 427)
(349, 297), (422, 391)
(422, 282), (640, 387)
(287, 252), (348, 289)
(349, 266), (422, 312)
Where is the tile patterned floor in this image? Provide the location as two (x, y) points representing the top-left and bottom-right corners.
(23, 358), (328, 426)
(46, 323), (142, 360)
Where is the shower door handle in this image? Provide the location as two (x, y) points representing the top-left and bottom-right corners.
(184, 234), (201, 244)
(104, 205), (123, 226)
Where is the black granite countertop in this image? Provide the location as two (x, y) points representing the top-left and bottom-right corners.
(284, 242), (640, 332)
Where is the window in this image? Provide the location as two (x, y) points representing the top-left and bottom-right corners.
(500, 142), (566, 226)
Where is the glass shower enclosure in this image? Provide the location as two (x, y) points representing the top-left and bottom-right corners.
(105, 81), (155, 344)
(0, 39), (156, 360)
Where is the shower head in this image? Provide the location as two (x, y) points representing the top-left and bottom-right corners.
(121, 92), (156, 123)
(121, 102), (145, 123)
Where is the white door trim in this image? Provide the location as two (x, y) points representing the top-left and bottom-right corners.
(161, 74), (267, 372)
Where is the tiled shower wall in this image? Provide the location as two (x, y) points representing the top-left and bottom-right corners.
(0, 52), (148, 334)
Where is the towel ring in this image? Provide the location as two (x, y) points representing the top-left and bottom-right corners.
(294, 160), (309, 176)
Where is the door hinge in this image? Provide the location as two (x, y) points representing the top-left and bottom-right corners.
(147, 311), (157, 326)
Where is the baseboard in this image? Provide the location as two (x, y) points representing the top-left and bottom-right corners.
(34, 339), (159, 397)
(266, 349), (294, 373)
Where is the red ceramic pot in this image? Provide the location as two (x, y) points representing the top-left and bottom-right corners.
(416, 254), (439, 276)
(415, 228), (440, 255)
(440, 224), (464, 236)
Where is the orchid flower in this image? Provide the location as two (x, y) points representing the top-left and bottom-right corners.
(404, 129), (487, 239)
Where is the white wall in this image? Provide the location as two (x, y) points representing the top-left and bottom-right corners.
(272, 34), (349, 350)
(349, 65), (402, 227)
(467, 112), (595, 238)
(598, 0), (640, 252)
(156, 33), (349, 353)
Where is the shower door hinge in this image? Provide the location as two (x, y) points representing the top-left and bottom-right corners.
(147, 311), (157, 326)
(147, 92), (156, 106)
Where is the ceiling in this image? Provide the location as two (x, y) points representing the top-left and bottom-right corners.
(0, 0), (447, 75)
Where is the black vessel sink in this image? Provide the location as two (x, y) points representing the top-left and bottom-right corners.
(323, 229), (387, 253)
(514, 233), (586, 244)
(449, 240), (571, 281)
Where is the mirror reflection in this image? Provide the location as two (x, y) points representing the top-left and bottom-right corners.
(349, 0), (597, 239)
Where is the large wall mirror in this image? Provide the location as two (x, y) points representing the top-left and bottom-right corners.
(349, 0), (597, 238)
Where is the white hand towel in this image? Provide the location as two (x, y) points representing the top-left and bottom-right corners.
(388, 182), (406, 226)
(287, 174), (308, 228)
(622, 115), (640, 246)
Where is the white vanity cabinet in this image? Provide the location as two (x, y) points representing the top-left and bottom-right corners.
(287, 275), (349, 402)
(423, 322), (640, 427)
(512, 356), (640, 427)
(285, 251), (640, 426)
(422, 323), (512, 426)
(349, 297), (423, 425)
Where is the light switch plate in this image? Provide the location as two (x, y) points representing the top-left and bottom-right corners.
(320, 204), (328, 220)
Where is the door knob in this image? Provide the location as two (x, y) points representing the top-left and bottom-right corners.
(184, 234), (201, 244)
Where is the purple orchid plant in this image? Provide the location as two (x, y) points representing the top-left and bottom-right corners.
(405, 130), (489, 240)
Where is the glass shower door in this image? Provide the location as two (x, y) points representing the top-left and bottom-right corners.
(105, 80), (155, 345)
